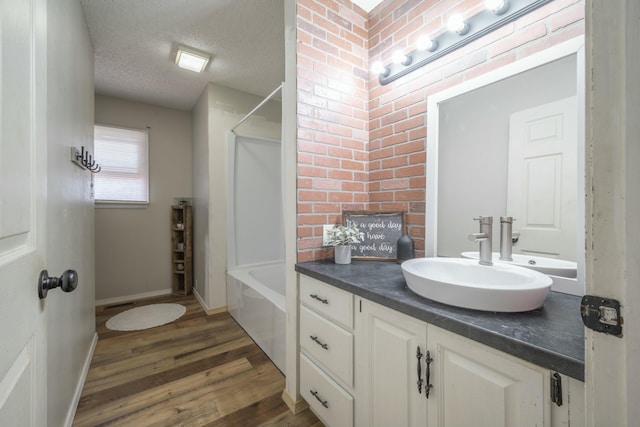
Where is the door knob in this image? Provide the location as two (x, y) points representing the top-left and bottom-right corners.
(38, 269), (78, 299)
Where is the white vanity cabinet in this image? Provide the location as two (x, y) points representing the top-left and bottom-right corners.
(298, 274), (585, 427)
(299, 275), (355, 427)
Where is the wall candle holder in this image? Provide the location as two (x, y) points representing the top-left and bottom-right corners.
(377, 0), (552, 85)
(70, 146), (101, 173)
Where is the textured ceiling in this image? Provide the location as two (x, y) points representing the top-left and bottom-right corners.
(81, 0), (285, 111)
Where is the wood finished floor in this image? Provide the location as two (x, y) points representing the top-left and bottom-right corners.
(73, 294), (323, 427)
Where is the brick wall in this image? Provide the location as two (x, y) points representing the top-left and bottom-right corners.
(297, 0), (370, 262)
(297, 0), (585, 261)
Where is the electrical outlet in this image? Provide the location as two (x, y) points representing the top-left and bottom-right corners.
(322, 224), (334, 246)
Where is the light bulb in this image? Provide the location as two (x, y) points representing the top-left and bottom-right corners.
(447, 14), (469, 35)
(485, 0), (509, 14)
(416, 35), (438, 52)
(372, 61), (389, 76)
(392, 50), (411, 66)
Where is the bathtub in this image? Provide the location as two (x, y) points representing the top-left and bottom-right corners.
(227, 262), (285, 373)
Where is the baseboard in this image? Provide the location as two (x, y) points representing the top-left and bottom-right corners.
(282, 388), (308, 414)
(193, 288), (227, 315)
(64, 332), (98, 427)
(95, 289), (172, 306)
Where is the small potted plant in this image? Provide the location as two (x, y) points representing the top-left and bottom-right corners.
(326, 223), (364, 265)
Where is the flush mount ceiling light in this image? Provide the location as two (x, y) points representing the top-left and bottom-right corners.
(373, 0), (552, 85)
(175, 45), (210, 73)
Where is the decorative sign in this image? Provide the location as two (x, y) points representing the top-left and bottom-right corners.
(343, 211), (405, 261)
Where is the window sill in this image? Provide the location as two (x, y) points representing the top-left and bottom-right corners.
(95, 201), (149, 209)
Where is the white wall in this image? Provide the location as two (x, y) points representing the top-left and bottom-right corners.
(46, 1), (96, 425)
(94, 96), (192, 302)
(191, 83), (281, 311)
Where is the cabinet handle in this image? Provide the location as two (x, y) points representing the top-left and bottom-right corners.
(310, 389), (329, 408)
(309, 335), (328, 350)
(310, 294), (329, 304)
(425, 350), (433, 398)
(416, 346), (424, 394)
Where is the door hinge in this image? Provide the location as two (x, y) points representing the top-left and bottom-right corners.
(551, 372), (563, 407)
(581, 295), (623, 336)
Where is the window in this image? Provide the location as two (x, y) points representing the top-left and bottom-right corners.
(94, 125), (149, 205)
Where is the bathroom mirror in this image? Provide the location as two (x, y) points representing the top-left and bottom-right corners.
(426, 37), (585, 295)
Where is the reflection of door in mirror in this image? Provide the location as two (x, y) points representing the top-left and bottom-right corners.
(507, 97), (577, 261)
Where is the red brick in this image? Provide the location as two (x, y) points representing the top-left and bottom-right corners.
(410, 176), (426, 188)
(370, 191), (394, 202)
(298, 214), (330, 225)
(299, 140), (327, 155)
(342, 181), (365, 192)
(297, 225), (314, 237)
(329, 192), (353, 202)
(298, 152), (313, 164)
(315, 155), (340, 168)
(315, 179), (341, 190)
(381, 178), (409, 190)
(298, 165), (327, 178)
(299, 190), (327, 201)
(341, 159), (365, 171)
(315, 132), (341, 146)
(328, 146), (353, 159)
(395, 189), (425, 201)
(381, 156), (408, 169)
(298, 177), (313, 189)
(409, 151), (427, 165)
(394, 116), (424, 133)
(370, 170), (394, 181)
(328, 169), (353, 180)
(395, 164), (425, 178)
(381, 133), (408, 148)
(314, 202), (341, 213)
(395, 140), (425, 156)
(369, 146), (394, 161)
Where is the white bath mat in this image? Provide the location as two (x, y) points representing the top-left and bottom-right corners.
(106, 303), (186, 331)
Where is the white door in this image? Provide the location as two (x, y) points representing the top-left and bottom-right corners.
(358, 299), (427, 427)
(507, 97), (577, 261)
(0, 0), (48, 425)
(427, 325), (545, 427)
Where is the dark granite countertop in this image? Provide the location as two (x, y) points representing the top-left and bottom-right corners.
(296, 259), (585, 381)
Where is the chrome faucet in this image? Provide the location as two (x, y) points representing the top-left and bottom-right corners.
(468, 216), (493, 266)
(499, 217), (514, 261)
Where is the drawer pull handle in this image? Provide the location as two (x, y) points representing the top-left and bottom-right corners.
(425, 350), (433, 398)
(310, 294), (328, 304)
(416, 346), (423, 394)
(310, 389), (329, 408)
(310, 335), (328, 350)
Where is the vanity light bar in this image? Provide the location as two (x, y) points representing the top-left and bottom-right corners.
(377, 0), (552, 85)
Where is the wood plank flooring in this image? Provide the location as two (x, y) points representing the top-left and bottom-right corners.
(73, 294), (323, 427)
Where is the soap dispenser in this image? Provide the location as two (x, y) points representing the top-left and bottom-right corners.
(396, 229), (415, 264)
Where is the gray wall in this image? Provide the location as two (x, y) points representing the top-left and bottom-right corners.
(46, 0), (96, 425)
(192, 83), (281, 311)
(94, 96), (193, 302)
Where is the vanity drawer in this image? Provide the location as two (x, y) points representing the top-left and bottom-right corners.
(300, 305), (353, 386)
(300, 274), (353, 329)
(300, 353), (353, 427)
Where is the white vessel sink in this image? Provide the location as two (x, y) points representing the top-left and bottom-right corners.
(460, 252), (577, 278)
(401, 258), (552, 312)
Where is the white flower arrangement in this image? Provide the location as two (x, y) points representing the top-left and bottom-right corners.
(326, 224), (364, 246)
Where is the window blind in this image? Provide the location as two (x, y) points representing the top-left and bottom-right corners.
(94, 125), (149, 204)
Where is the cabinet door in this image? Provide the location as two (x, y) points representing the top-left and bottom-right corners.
(357, 299), (428, 427)
(427, 325), (546, 427)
